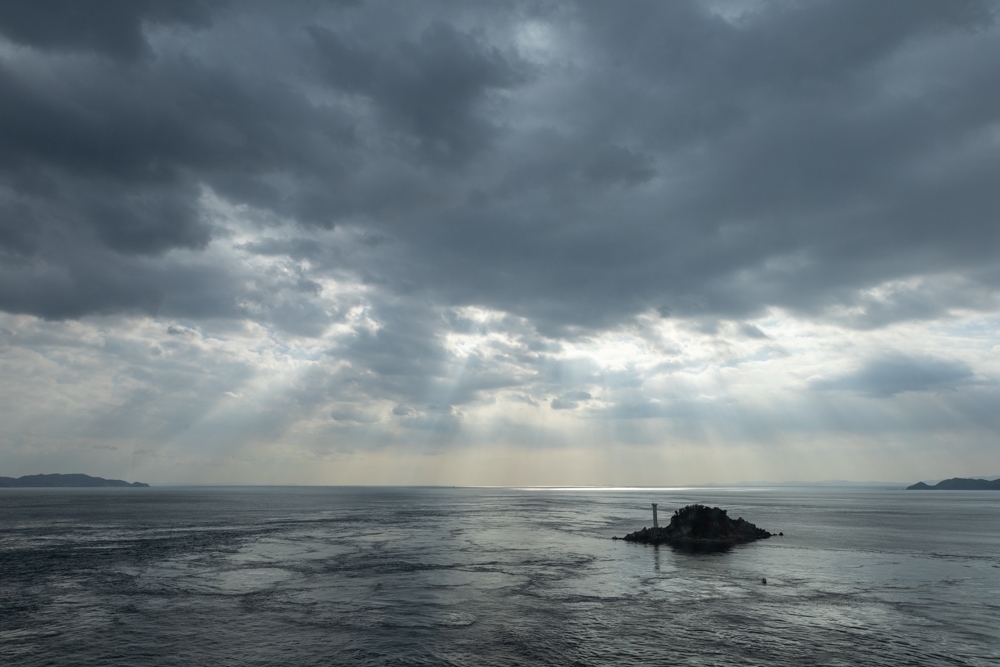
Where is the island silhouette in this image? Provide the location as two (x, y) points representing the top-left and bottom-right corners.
(0, 474), (149, 488)
(906, 477), (1000, 490)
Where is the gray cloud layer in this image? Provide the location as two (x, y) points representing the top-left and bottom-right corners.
(2, 0), (997, 325)
(1, 1), (999, 480)
(811, 354), (975, 397)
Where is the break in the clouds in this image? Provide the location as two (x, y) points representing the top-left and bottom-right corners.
(1, 0), (999, 484)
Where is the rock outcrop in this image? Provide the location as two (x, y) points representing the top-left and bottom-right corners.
(617, 504), (772, 548)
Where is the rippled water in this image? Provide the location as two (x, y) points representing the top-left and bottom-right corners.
(1, 487), (998, 666)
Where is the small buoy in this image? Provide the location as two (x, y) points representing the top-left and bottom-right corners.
(761, 577), (767, 585)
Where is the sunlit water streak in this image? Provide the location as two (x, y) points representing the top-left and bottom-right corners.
(1, 487), (997, 666)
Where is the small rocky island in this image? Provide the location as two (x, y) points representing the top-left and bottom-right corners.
(0, 474), (149, 488)
(616, 504), (774, 549)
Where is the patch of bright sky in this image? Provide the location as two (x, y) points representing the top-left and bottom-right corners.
(512, 19), (562, 65)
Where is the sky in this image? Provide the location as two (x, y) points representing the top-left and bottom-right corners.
(1, 0), (999, 485)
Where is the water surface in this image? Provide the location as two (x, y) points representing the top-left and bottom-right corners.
(1, 487), (997, 666)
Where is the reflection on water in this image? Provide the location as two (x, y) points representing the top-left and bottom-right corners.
(1, 487), (998, 666)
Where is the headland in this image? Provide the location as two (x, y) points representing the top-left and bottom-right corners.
(0, 474), (149, 488)
(906, 478), (1000, 490)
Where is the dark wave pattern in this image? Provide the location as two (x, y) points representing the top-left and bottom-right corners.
(1, 487), (998, 666)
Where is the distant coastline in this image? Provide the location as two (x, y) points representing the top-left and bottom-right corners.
(0, 474), (149, 488)
(696, 480), (904, 488)
(906, 477), (1000, 490)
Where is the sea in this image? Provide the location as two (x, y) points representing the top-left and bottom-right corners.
(1, 486), (997, 666)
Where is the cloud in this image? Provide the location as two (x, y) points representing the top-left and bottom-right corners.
(0, 0), (222, 60)
(331, 405), (380, 424)
(310, 20), (526, 163)
(811, 354), (975, 397)
(551, 391), (592, 410)
(2, 0), (999, 329)
(2, 0), (1000, 482)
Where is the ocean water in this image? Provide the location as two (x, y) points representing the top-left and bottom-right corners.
(1, 487), (998, 666)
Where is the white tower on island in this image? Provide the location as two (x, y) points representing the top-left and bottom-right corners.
(651, 503), (658, 528)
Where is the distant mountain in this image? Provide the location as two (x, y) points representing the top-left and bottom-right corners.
(906, 478), (1000, 490)
(0, 474), (149, 488)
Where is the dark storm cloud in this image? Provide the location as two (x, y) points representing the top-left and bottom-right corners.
(309, 20), (526, 163)
(0, 0), (222, 60)
(1, 0), (999, 335)
(812, 354), (975, 397)
(0, 9), (356, 320)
